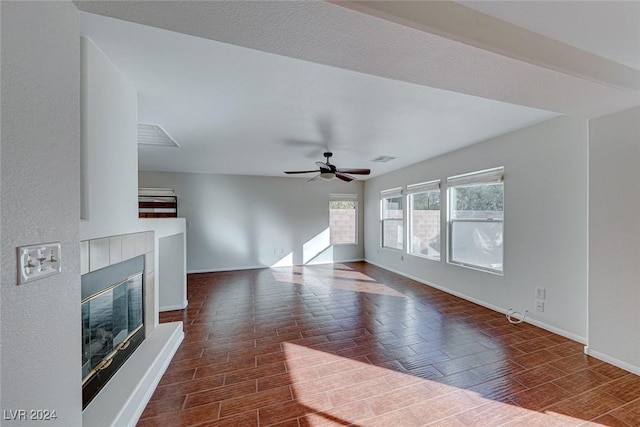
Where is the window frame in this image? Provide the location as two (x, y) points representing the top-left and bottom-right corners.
(407, 180), (441, 261)
(329, 194), (358, 246)
(380, 188), (404, 251)
(446, 167), (504, 275)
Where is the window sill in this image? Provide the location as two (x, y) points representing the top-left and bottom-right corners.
(408, 253), (441, 262)
(447, 260), (503, 276)
(380, 246), (403, 252)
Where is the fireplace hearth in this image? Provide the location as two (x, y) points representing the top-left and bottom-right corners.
(81, 255), (145, 409)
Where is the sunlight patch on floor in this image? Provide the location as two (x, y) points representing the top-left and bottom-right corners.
(292, 264), (378, 282)
(271, 270), (323, 286)
(323, 279), (406, 298)
(270, 266), (406, 297)
(282, 342), (592, 426)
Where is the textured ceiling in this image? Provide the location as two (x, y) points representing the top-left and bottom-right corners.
(457, 0), (640, 70)
(76, 1), (640, 179)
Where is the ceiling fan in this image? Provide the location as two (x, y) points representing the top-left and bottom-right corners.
(285, 152), (371, 182)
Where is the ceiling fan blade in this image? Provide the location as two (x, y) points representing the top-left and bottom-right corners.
(286, 152), (365, 182)
(336, 168), (370, 175)
(316, 116), (333, 147)
(284, 170), (319, 174)
(335, 172), (355, 182)
(282, 140), (327, 159)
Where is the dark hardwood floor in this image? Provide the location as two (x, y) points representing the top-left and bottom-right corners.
(138, 262), (640, 426)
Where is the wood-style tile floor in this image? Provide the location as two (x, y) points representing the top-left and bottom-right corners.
(139, 262), (640, 426)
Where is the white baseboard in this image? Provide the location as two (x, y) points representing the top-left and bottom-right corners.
(188, 265), (265, 274)
(159, 301), (188, 312)
(330, 258), (366, 264)
(294, 258), (366, 267)
(188, 259), (365, 274)
(584, 347), (640, 376)
(520, 313), (586, 344)
(364, 259), (586, 344)
(83, 322), (184, 427)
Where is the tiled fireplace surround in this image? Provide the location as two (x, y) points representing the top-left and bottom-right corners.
(81, 231), (156, 338)
(80, 230), (184, 426)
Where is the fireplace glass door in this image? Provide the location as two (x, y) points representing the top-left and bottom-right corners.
(82, 273), (143, 382)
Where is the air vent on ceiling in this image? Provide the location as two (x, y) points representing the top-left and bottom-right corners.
(370, 155), (397, 163)
(138, 123), (180, 147)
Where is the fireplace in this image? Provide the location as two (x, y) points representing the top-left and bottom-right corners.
(81, 255), (145, 409)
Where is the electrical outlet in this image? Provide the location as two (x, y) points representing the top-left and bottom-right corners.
(18, 242), (61, 285)
(535, 287), (546, 299)
(535, 301), (544, 312)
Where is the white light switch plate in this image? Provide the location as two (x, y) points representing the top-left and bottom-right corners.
(17, 242), (61, 284)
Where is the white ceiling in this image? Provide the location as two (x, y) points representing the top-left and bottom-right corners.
(457, 0), (640, 71)
(76, 1), (640, 180)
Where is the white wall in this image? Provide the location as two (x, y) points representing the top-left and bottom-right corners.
(1, 2), (3, 411)
(588, 106), (640, 373)
(1, 2), (82, 424)
(78, 31), (187, 424)
(80, 36), (139, 240)
(139, 172), (365, 272)
(141, 220), (187, 311)
(80, 35), (187, 313)
(159, 233), (187, 310)
(364, 116), (589, 341)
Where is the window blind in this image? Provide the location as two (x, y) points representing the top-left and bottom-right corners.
(380, 187), (403, 198)
(447, 167), (504, 187)
(330, 193), (358, 201)
(406, 180), (440, 194)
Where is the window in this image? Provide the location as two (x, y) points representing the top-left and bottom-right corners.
(329, 194), (358, 245)
(407, 180), (441, 260)
(381, 188), (403, 250)
(447, 167), (504, 273)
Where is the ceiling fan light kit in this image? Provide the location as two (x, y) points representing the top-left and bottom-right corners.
(284, 152), (371, 183)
